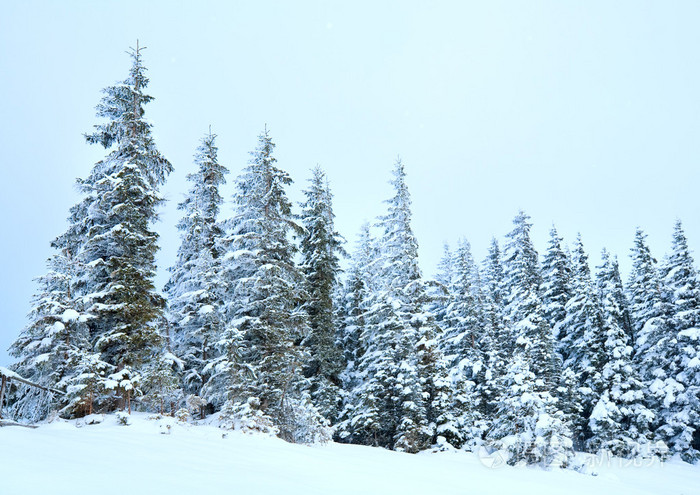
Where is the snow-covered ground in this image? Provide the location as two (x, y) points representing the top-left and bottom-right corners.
(1, 413), (698, 495)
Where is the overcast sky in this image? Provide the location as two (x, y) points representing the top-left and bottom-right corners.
(1, 1), (699, 366)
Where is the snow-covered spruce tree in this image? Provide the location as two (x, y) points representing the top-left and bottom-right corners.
(376, 159), (452, 452)
(586, 248), (653, 457)
(436, 243), (454, 288)
(219, 128), (328, 442)
(141, 350), (183, 415)
(488, 211), (572, 467)
(7, 252), (99, 421)
(441, 239), (482, 362)
(52, 44), (173, 411)
(338, 223), (375, 369)
(658, 220), (700, 461)
(440, 239), (489, 448)
(541, 226), (573, 344)
(432, 243), (454, 325)
(336, 224), (382, 444)
(628, 229), (671, 374)
(559, 235), (606, 445)
(165, 130), (228, 405)
(298, 166), (345, 423)
(627, 228), (676, 445)
(502, 212), (561, 385)
(596, 249), (634, 340)
(481, 238), (510, 374)
(338, 159), (451, 452)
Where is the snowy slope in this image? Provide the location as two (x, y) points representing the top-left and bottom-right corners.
(0, 414), (698, 495)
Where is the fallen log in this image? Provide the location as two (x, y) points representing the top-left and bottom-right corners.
(0, 366), (66, 395)
(0, 420), (38, 429)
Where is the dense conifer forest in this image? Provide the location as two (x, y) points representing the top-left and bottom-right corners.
(5, 47), (700, 468)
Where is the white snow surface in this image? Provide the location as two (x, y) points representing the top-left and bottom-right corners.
(1, 413), (698, 495)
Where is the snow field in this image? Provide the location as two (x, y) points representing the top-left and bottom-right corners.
(1, 413), (698, 495)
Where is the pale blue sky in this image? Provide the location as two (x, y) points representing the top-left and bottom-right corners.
(1, 1), (699, 365)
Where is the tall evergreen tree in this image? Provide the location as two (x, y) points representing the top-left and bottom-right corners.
(595, 250), (634, 340)
(541, 226), (573, 343)
(338, 223), (375, 369)
(628, 228), (675, 443)
(441, 239), (482, 363)
(559, 235), (606, 444)
(502, 212), (559, 384)
(49, 44), (172, 410)
(587, 249), (653, 456)
(440, 239), (490, 448)
(220, 127), (326, 441)
(165, 130), (228, 403)
(658, 221), (700, 460)
(481, 238), (510, 368)
(489, 211), (572, 467)
(628, 229), (670, 366)
(298, 166), (345, 422)
(338, 159), (450, 452)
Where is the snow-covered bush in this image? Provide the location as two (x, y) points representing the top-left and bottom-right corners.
(219, 397), (279, 436)
(174, 408), (191, 423)
(115, 411), (131, 426)
(186, 394), (208, 419)
(278, 397), (333, 445)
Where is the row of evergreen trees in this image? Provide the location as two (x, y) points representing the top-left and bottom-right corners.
(6, 48), (700, 467)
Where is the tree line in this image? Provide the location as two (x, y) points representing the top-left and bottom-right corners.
(6, 47), (700, 467)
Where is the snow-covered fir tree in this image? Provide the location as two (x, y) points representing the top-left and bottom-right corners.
(488, 211), (572, 467)
(338, 159), (451, 452)
(440, 239), (489, 448)
(336, 224), (379, 442)
(35, 44), (173, 413)
(441, 239), (482, 362)
(586, 248), (653, 457)
(559, 235), (606, 444)
(480, 238), (510, 373)
(165, 130), (228, 406)
(627, 229), (676, 448)
(628, 228), (671, 371)
(541, 226), (573, 343)
(596, 249), (634, 340)
(657, 221), (700, 461)
(8, 252), (97, 420)
(219, 127), (328, 442)
(338, 223), (375, 369)
(502, 212), (560, 385)
(298, 166), (345, 422)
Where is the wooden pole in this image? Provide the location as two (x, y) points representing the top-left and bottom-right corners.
(0, 375), (6, 420)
